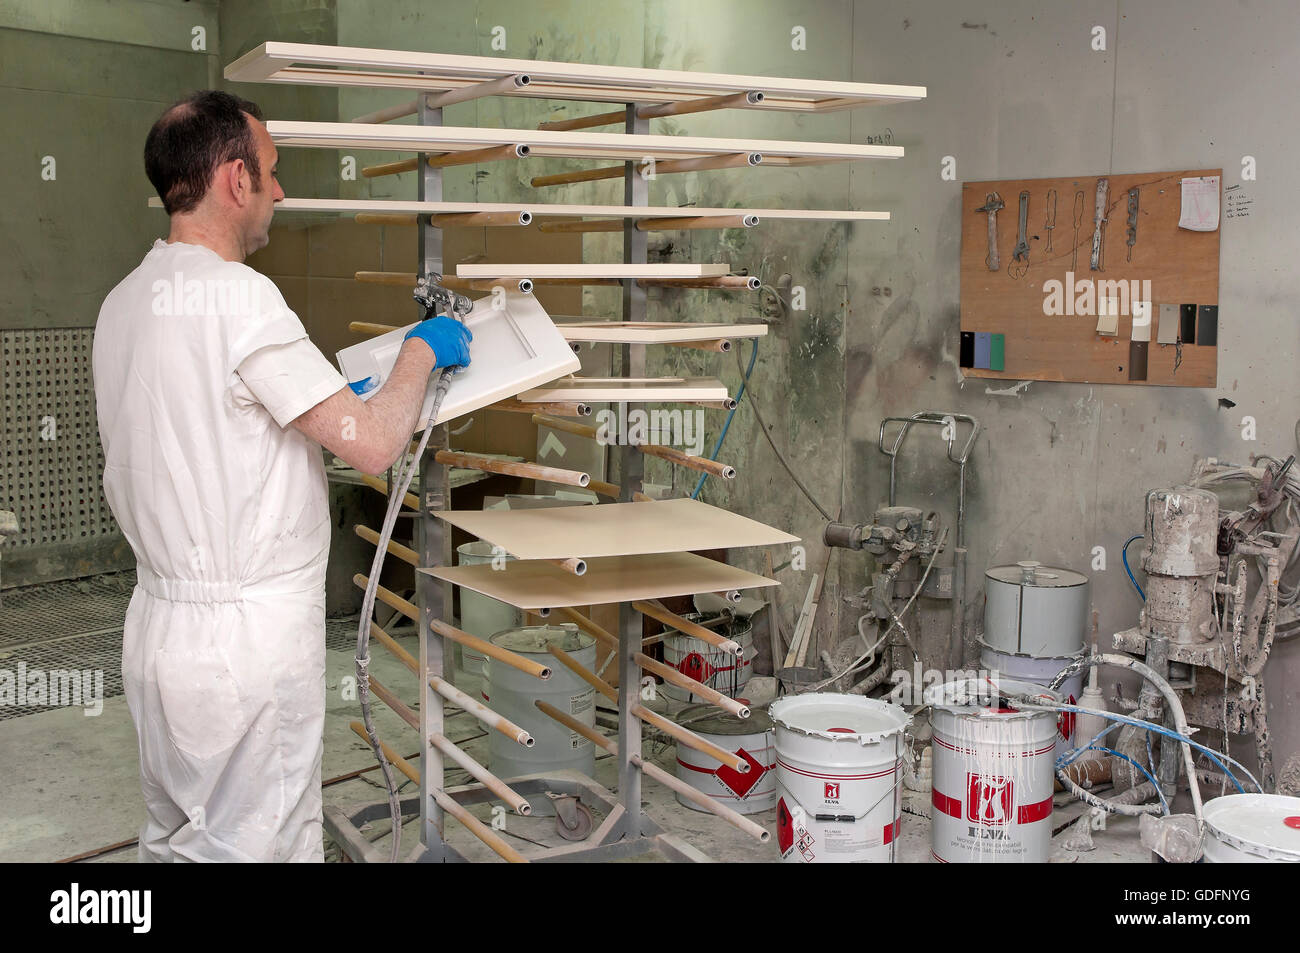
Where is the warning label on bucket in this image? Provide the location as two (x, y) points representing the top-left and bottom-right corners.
(570, 690), (593, 715)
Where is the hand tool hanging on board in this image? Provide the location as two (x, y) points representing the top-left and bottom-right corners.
(1090, 177), (1109, 271)
(1126, 187), (1140, 262)
(975, 192), (1004, 272)
(1071, 189), (1085, 272)
(1044, 188), (1058, 253)
(1008, 190), (1030, 279)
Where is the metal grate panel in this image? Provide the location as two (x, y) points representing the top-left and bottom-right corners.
(1, 328), (117, 549)
(0, 573), (135, 647)
(0, 628), (124, 721)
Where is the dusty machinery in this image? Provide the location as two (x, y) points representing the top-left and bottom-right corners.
(820, 412), (980, 693)
(1113, 451), (1299, 795)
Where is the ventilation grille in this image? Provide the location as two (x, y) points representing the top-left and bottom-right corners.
(1, 328), (117, 548)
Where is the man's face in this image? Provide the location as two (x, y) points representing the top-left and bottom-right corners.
(242, 116), (283, 254)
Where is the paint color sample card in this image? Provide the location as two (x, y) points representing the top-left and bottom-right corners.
(959, 331), (975, 368)
(1198, 305), (1219, 346)
(973, 332), (991, 369)
(1157, 304), (1179, 344)
(1180, 304), (1197, 344)
(989, 333), (1005, 371)
(1131, 302), (1152, 342)
(1128, 341), (1149, 381)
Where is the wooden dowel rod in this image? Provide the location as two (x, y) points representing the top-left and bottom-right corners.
(632, 600), (743, 655)
(355, 573), (420, 624)
(428, 209), (532, 227)
(361, 157), (420, 178)
(587, 480), (620, 500)
(637, 443), (735, 479)
(635, 652), (750, 719)
(428, 732), (532, 816)
(429, 675), (534, 748)
(537, 219), (624, 234)
(489, 397), (591, 417)
(530, 152), (759, 189)
(426, 72), (530, 109)
(355, 270), (418, 287)
(552, 606), (618, 649)
(354, 213), (419, 226)
(531, 413), (598, 440)
(430, 785), (529, 863)
(534, 700), (768, 843)
(545, 557), (587, 576)
(360, 473), (418, 510)
(637, 275), (761, 290)
(348, 320), (401, 337)
(638, 214), (757, 231)
(530, 165), (625, 189)
(368, 675), (420, 730)
(429, 616), (552, 681)
(665, 338), (732, 353)
(547, 644), (617, 703)
(630, 704), (748, 773)
(637, 90), (765, 119)
(350, 99), (418, 124)
(347, 722), (527, 863)
(631, 492), (656, 503)
(367, 619), (419, 675)
(693, 399), (738, 410)
(629, 754), (769, 842)
(426, 142), (529, 170)
(537, 109), (625, 132)
(355, 524), (419, 567)
(433, 449), (590, 488)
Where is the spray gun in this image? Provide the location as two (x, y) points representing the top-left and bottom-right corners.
(413, 272), (473, 322)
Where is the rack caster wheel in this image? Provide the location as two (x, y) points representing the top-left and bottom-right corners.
(550, 795), (593, 841)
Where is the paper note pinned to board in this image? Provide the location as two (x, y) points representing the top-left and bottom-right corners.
(1179, 176), (1220, 231)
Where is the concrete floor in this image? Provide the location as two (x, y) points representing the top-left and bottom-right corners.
(0, 609), (1154, 863)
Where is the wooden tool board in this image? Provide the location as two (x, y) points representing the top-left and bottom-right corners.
(960, 168), (1221, 387)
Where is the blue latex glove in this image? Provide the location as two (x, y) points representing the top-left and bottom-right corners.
(348, 376), (378, 396)
(404, 314), (472, 369)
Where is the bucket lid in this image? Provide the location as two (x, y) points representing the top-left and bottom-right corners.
(667, 611), (752, 640)
(1203, 793), (1300, 861)
(986, 562), (1088, 588)
(680, 703), (772, 735)
(489, 624), (591, 655)
(976, 638), (1086, 665)
(769, 693), (911, 745)
(925, 677), (1061, 720)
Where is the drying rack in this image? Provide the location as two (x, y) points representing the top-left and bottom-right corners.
(226, 42), (924, 862)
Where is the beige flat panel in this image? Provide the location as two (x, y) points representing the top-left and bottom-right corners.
(422, 552), (777, 611)
(554, 320), (768, 343)
(518, 377), (728, 403)
(433, 498), (799, 560)
(226, 42), (926, 113)
(266, 120), (903, 163)
(456, 263), (729, 279)
(169, 197), (891, 223)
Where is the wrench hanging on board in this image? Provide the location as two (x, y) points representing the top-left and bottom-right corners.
(975, 192), (1005, 272)
(1008, 189), (1030, 279)
(1090, 177), (1109, 271)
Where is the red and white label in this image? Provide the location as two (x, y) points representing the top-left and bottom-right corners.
(967, 773), (1014, 826)
(824, 782), (840, 801)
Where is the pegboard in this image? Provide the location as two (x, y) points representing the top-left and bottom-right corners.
(1, 328), (118, 549)
(960, 169), (1221, 387)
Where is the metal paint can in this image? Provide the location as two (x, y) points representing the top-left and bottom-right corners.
(770, 693), (912, 863)
(661, 613), (754, 703)
(456, 541), (521, 674)
(983, 561), (1089, 657)
(977, 640), (1084, 759)
(483, 625), (595, 813)
(927, 677), (1060, 864)
(674, 705), (776, 815)
(1202, 794), (1300, 863)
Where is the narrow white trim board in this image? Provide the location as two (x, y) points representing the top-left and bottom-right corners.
(518, 377), (729, 403)
(226, 42), (927, 112)
(433, 498), (800, 560)
(266, 120), (904, 163)
(554, 320), (768, 343)
(423, 552), (777, 610)
(456, 263), (730, 279)
(335, 292), (579, 428)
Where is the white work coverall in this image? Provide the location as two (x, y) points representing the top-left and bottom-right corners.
(94, 239), (348, 862)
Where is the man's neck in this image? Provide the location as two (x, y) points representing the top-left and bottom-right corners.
(166, 214), (245, 263)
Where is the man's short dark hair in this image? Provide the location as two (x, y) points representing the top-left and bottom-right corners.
(145, 90), (264, 215)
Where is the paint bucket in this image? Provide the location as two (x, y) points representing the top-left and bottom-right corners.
(483, 625), (595, 814)
(1202, 793), (1300, 863)
(456, 541), (522, 675)
(674, 705), (776, 815)
(978, 640), (1083, 759)
(662, 613), (754, 703)
(984, 561), (1089, 657)
(770, 693), (912, 863)
(927, 677), (1060, 863)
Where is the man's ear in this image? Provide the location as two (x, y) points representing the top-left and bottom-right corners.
(224, 159), (249, 207)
